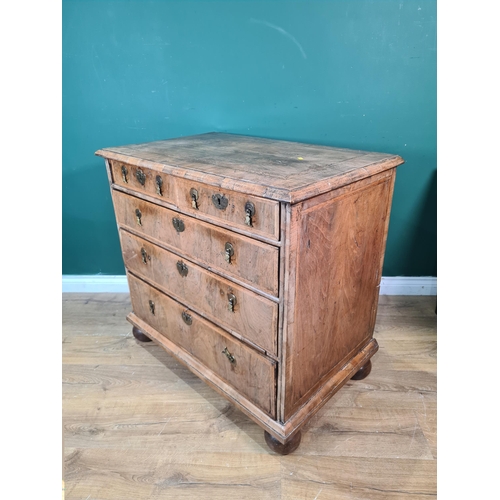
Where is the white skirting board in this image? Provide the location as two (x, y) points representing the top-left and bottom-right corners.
(62, 275), (437, 295)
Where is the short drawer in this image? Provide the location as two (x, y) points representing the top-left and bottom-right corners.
(128, 273), (277, 418)
(121, 230), (278, 355)
(109, 160), (280, 241)
(112, 190), (279, 297)
(110, 160), (173, 204)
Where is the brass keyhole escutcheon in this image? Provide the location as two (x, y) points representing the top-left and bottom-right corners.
(135, 208), (142, 226)
(121, 165), (128, 183)
(155, 175), (163, 196)
(190, 188), (199, 210)
(224, 242), (234, 264)
(245, 201), (255, 227)
(212, 193), (228, 210)
(149, 300), (155, 315)
(136, 168), (146, 186)
(222, 347), (236, 364)
(172, 217), (185, 233)
(176, 261), (188, 277)
(141, 247), (150, 264)
(227, 293), (237, 313)
(182, 310), (192, 325)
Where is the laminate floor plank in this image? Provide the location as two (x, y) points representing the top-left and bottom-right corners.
(281, 456), (436, 500)
(63, 293), (437, 499)
(65, 448), (281, 500)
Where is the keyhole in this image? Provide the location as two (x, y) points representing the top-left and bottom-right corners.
(212, 193), (228, 210)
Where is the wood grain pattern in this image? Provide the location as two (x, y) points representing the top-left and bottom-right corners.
(276, 202), (289, 422)
(128, 273), (277, 417)
(65, 448), (281, 499)
(279, 202), (299, 423)
(113, 183), (284, 247)
(63, 293), (436, 500)
(96, 132), (404, 202)
(98, 133), (406, 455)
(112, 189), (279, 296)
(127, 312), (286, 439)
(172, 175), (280, 240)
(281, 456), (436, 499)
(110, 158), (280, 240)
(109, 159), (174, 204)
(120, 230), (278, 355)
(280, 340), (377, 437)
(284, 177), (394, 419)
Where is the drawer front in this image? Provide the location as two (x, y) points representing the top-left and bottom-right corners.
(173, 177), (280, 241)
(110, 160), (174, 204)
(112, 190), (279, 296)
(128, 274), (276, 418)
(121, 230), (278, 355)
(110, 160), (280, 241)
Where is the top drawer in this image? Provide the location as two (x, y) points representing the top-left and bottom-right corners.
(109, 160), (280, 241)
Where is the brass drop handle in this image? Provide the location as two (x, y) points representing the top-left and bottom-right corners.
(121, 165), (128, 183)
(136, 168), (146, 186)
(190, 188), (199, 210)
(149, 300), (155, 315)
(245, 202), (255, 227)
(222, 347), (236, 364)
(135, 208), (142, 226)
(182, 310), (192, 325)
(141, 247), (150, 264)
(225, 242), (234, 264)
(155, 175), (163, 196)
(228, 293), (237, 313)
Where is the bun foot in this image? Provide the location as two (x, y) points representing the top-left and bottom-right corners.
(351, 359), (372, 380)
(264, 431), (301, 455)
(132, 326), (152, 342)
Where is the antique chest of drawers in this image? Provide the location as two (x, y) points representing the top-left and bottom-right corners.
(96, 133), (404, 454)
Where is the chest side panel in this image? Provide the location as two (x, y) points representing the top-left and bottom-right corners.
(284, 172), (395, 419)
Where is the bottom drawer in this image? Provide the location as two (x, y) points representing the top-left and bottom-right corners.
(128, 273), (277, 418)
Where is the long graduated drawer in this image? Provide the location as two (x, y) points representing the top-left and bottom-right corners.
(128, 273), (277, 418)
(112, 190), (279, 297)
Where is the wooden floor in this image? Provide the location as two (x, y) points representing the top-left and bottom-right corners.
(63, 294), (437, 500)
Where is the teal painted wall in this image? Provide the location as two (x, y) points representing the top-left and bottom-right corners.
(63, 0), (436, 276)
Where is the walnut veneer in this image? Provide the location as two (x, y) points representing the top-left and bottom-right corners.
(96, 132), (404, 454)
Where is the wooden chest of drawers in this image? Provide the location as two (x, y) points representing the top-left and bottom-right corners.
(96, 133), (404, 454)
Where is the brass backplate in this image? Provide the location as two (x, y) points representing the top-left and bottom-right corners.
(121, 165), (128, 183)
(155, 175), (163, 196)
